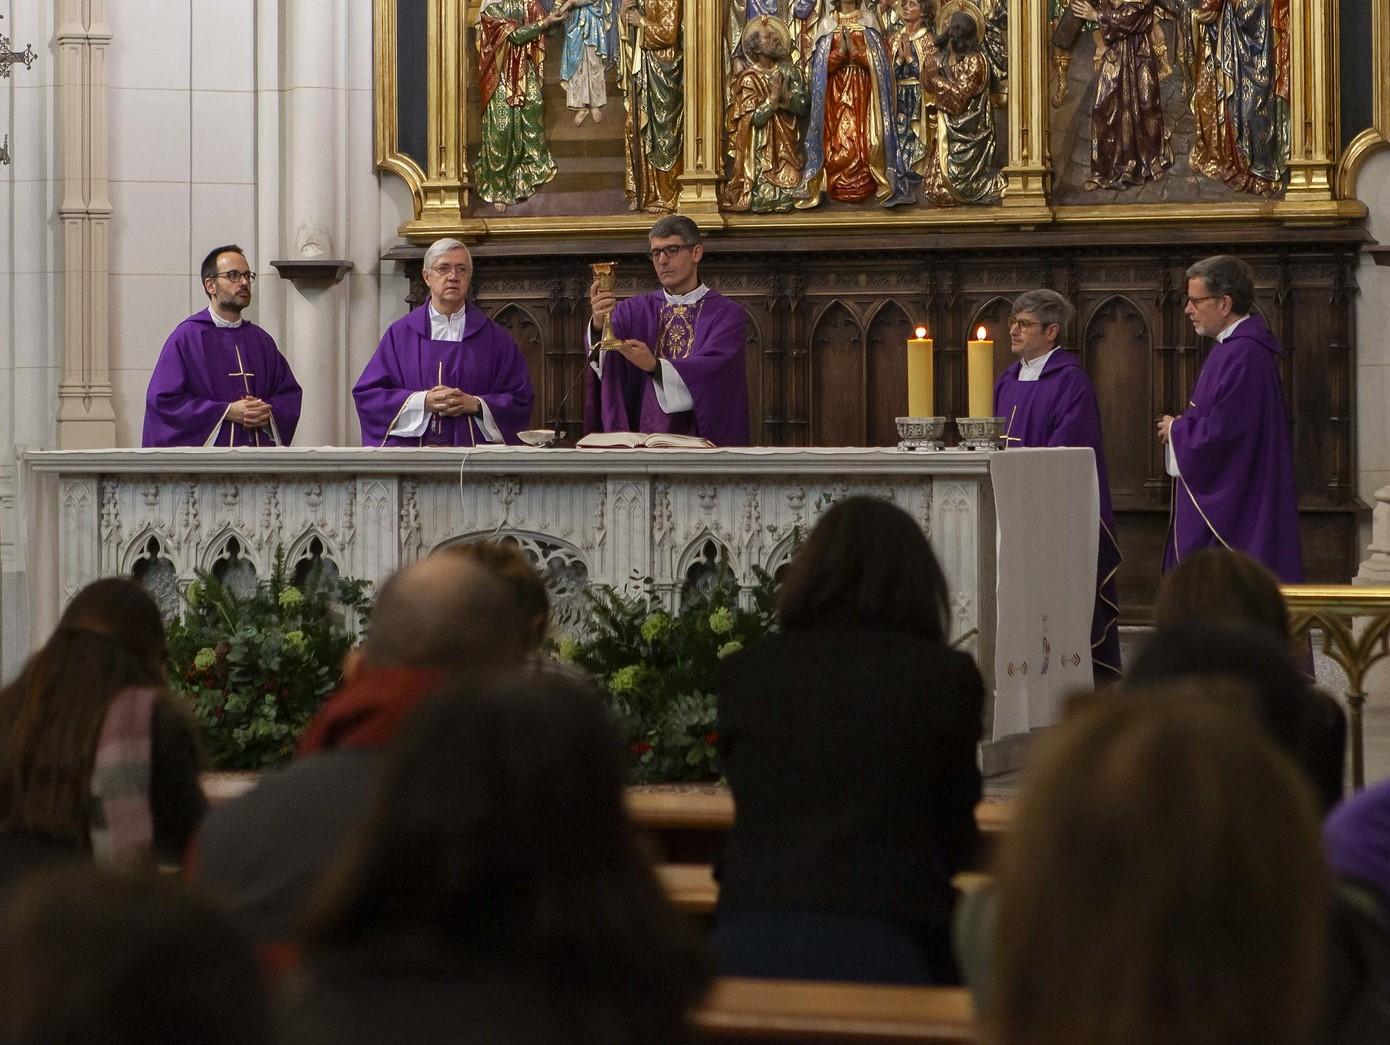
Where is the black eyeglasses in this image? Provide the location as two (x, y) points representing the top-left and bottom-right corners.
(214, 270), (256, 284)
(648, 244), (692, 262)
(1008, 316), (1040, 331)
(1185, 294), (1220, 306)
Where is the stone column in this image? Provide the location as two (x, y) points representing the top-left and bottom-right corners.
(274, 0), (349, 445)
(1356, 485), (1390, 586)
(55, 0), (116, 447)
(1001, 0), (1048, 210)
(675, 0), (721, 217)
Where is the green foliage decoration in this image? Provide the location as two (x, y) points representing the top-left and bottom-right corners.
(165, 553), (372, 769)
(556, 565), (779, 783)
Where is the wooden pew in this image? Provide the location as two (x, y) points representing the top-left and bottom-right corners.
(657, 864), (992, 919)
(626, 788), (1012, 835)
(694, 978), (978, 1042)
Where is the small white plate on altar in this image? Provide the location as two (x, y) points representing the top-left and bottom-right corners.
(517, 428), (558, 447)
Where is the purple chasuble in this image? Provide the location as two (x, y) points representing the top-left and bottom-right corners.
(1164, 314), (1303, 582)
(996, 349), (1122, 681)
(353, 304), (534, 447)
(582, 289), (750, 446)
(143, 311), (302, 447)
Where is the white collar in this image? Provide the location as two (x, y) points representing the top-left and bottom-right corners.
(1018, 346), (1060, 382)
(429, 301), (467, 340)
(662, 284), (710, 306)
(208, 306), (244, 329)
(1215, 315), (1248, 342)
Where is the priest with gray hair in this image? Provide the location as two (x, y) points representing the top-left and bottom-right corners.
(353, 237), (534, 445)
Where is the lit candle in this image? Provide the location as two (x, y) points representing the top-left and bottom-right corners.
(906, 326), (934, 416)
(967, 325), (994, 417)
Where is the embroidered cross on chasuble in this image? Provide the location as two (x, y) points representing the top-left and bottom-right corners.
(657, 300), (703, 360)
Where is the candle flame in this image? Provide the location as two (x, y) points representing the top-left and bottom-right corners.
(915, 326), (928, 338)
(976, 325), (988, 340)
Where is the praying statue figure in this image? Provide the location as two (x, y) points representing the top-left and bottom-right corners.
(1070, 0), (1172, 190)
(794, 0), (915, 208)
(721, 16), (810, 213)
(621, 0), (684, 213)
(561, 0), (619, 125)
(1189, 0), (1289, 196)
(475, 0), (566, 208)
(919, 8), (1005, 205)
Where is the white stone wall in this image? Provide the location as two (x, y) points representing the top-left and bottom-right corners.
(1356, 148), (1390, 548)
(104, 0), (412, 449)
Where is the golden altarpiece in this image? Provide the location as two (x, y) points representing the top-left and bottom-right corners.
(374, 0), (1390, 615)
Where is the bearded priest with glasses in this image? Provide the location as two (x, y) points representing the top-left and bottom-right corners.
(583, 216), (750, 446)
(143, 245), (303, 447)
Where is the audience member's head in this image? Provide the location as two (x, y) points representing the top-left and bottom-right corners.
(1153, 547), (1290, 642)
(0, 579), (168, 844)
(302, 671), (711, 1035)
(777, 496), (950, 642)
(354, 554), (534, 672)
(1128, 622), (1343, 813)
(436, 539), (550, 653)
(991, 686), (1328, 1045)
(0, 866), (270, 1045)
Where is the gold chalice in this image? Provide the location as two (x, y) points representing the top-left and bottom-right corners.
(591, 260), (623, 350)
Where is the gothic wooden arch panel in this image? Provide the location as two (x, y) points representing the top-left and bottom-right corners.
(744, 309), (765, 445)
(809, 300), (865, 447)
(489, 303), (545, 410)
(970, 296), (1014, 385)
(1082, 295), (1152, 509)
(866, 300), (913, 446)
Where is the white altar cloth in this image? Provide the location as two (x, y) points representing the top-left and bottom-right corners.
(17, 445), (1099, 741)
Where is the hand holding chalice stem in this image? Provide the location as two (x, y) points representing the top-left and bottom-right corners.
(589, 261), (622, 350)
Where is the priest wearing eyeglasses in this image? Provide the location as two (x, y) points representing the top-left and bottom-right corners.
(353, 238), (535, 446)
(584, 216), (750, 445)
(1157, 255), (1302, 583)
(994, 289), (1122, 683)
(143, 245), (303, 447)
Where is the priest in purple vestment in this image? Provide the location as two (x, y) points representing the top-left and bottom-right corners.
(1159, 254), (1303, 582)
(996, 289), (1122, 683)
(353, 238), (534, 446)
(583, 216), (749, 446)
(143, 245), (302, 447)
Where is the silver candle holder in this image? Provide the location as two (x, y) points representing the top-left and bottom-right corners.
(955, 416), (1005, 451)
(895, 416), (947, 452)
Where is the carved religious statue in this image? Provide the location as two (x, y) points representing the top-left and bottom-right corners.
(621, 0), (684, 213)
(1189, 0), (1289, 196)
(728, 0), (786, 72)
(919, 4), (1005, 205)
(561, 0), (619, 125)
(886, 0), (938, 180)
(1070, 0), (1173, 190)
(794, 0), (916, 208)
(721, 15), (810, 212)
(475, 0), (566, 208)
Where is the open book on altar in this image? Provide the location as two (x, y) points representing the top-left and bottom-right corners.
(575, 432), (716, 449)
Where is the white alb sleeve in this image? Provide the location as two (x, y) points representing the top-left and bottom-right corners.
(651, 360), (694, 414)
(388, 391), (431, 437)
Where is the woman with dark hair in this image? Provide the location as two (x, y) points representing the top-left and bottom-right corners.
(713, 495), (985, 984)
(1140, 548), (1345, 814)
(0, 578), (205, 887)
(990, 687), (1329, 1045)
(287, 670), (712, 1045)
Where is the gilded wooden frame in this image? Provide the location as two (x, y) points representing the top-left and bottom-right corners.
(374, 0), (1369, 242)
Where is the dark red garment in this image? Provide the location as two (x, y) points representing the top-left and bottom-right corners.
(296, 666), (444, 755)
